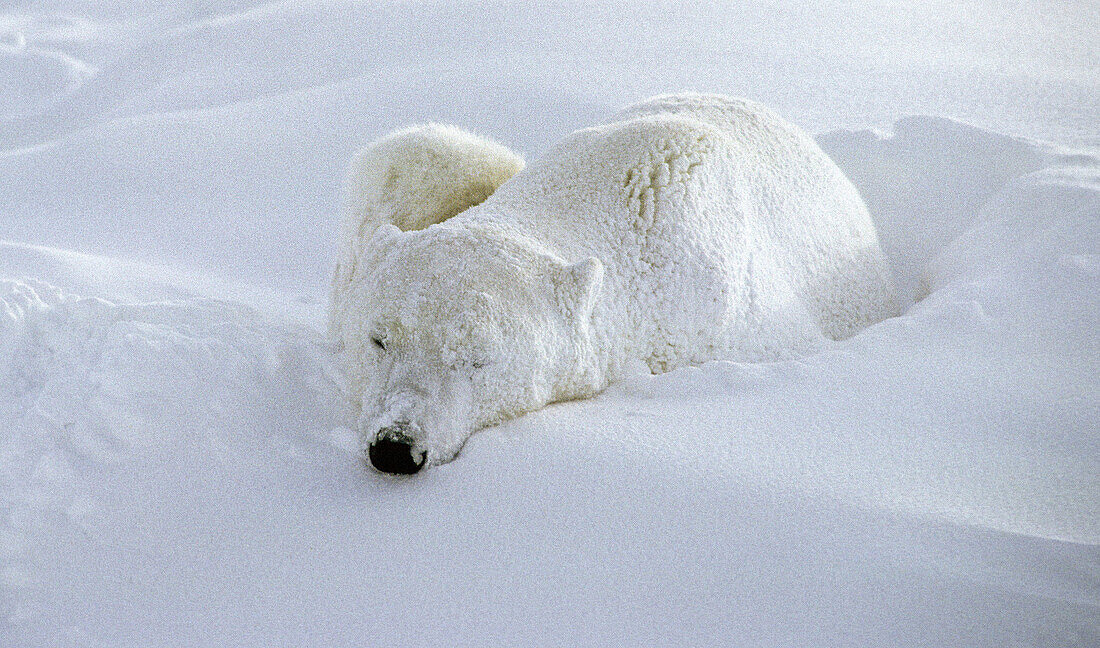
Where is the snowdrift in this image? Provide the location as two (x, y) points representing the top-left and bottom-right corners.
(1, 1), (1097, 645)
(2, 116), (1097, 646)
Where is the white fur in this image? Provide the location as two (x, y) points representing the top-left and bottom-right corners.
(331, 94), (899, 466)
(330, 124), (524, 342)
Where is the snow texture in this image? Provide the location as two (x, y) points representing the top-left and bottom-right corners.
(1, 1), (1098, 646)
(334, 93), (899, 466)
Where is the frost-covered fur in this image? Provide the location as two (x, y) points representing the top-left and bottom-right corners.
(330, 124), (523, 342)
(331, 94), (898, 466)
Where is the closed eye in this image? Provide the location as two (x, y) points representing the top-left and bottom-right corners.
(453, 358), (491, 371)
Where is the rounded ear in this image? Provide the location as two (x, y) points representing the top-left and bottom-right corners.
(354, 222), (405, 271)
(336, 222), (405, 298)
(333, 222), (399, 309)
(560, 256), (604, 321)
(368, 222), (403, 246)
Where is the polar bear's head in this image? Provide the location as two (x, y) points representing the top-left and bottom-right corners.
(340, 224), (604, 473)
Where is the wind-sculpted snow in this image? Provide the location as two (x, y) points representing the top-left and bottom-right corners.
(818, 116), (1060, 302)
(0, 0), (1097, 644)
(0, 279), (349, 634)
(0, 280), (343, 450)
(0, 35), (96, 120)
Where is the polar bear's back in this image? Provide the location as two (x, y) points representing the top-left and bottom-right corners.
(476, 93), (898, 354)
(627, 94), (899, 339)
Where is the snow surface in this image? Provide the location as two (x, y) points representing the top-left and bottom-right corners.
(1, 1), (1098, 646)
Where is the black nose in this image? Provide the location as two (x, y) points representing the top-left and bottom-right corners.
(368, 430), (426, 475)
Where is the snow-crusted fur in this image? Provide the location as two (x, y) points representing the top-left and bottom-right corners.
(330, 124), (524, 342)
(332, 94), (899, 467)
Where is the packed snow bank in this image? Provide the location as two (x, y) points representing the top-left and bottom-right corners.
(2, 115), (1098, 646)
(0, 240), (328, 328)
(819, 116), (1061, 302)
(0, 276), (351, 640)
(0, 278), (343, 456)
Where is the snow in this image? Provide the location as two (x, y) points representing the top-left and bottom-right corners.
(1, 1), (1098, 646)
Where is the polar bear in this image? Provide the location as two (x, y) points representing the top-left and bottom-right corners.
(331, 94), (898, 474)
